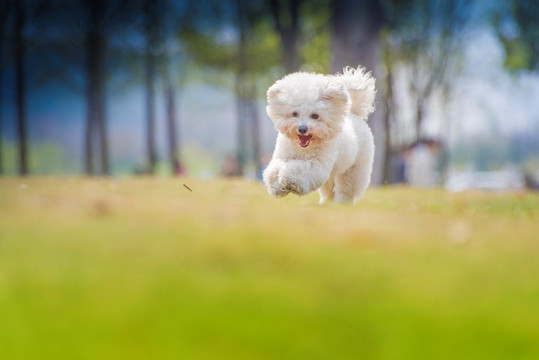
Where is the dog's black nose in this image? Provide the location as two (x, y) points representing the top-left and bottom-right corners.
(298, 125), (308, 134)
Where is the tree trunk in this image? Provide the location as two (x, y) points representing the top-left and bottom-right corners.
(381, 63), (394, 184)
(234, 0), (248, 176)
(0, 31), (4, 175)
(14, 0), (28, 176)
(439, 84), (451, 186)
(165, 82), (180, 175)
(330, 0), (384, 184)
(0, 1), (7, 175)
(84, 1), (95, 175)
(84, 0), (109, 176)
(281, 29), (299, 73)
(97, 74), (109, 175)
(330, 0), (382, 73)
(248, 82), (261, 177)
(84, 77), (95, 175)
(235, 79), (246, 177)
(415, 98), (425, 141)
(144, 0), (157, 174)
(269, 0), (302, 73)
(145, 52), (156, 174)
(0, 59), (3, 175)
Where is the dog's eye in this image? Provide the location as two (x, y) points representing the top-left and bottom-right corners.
(311, 113), (319, 119)
(292, 112), (299, 117)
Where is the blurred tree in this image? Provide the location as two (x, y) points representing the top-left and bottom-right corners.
(34, 0), (133, 175)
(114, 0), (187, 176)
(236, 0), (250, 175)
(405, 1), (469, 141)
(160, 0), (188, 176)
(329, 0), (386, 184)
(162, 52), (184, 176)
(182, 0), (280, 176)
(84, 0), (109, 175)
(0, 0), (9, 175)
(301, 0), (331, 73)
(327, 0), (473, 185)
(380, 0), (473, 185)
(234, 0), (270, 176)
(377, 3), (415, 185)
(13, 0), (28, 175)
(268, 0), (302, 73)
(380, 34), (396, 184)
(164, 79), (180, 174)
(496, 0), (539, 71)
(330, 0), (384, 73)
(143, 0), (161, 174)
(3, 0), (74, 176)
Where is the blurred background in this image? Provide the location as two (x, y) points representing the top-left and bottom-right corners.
(0, 0), (538, 190)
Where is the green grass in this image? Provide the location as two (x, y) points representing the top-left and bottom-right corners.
(1, 177), (539, 359)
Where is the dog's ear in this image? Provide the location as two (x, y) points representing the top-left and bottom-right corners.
(320, 80), (349, 106)
(267, 81), (282, 101)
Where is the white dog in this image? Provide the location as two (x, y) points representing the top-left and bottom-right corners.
(262, 66), (376, 204)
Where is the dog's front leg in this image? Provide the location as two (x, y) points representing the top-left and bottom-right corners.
(263, 159), (290, 197)
(279, 159), (330, 196)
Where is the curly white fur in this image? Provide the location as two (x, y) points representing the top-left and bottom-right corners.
(263, 66), (376, 204)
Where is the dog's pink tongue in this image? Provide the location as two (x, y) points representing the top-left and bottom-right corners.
(298, 135), (312, 147)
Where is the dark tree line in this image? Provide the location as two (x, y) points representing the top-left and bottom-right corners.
(0, 0), (534, 179)
(0, 0), (186, 176)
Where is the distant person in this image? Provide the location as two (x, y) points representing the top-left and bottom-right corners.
(523, 171), (539, 191)
(173, 159), (187, 177)
(221, 155), (241, 177)
(406, 139), (440, 187)
(392, 146), (410, 184)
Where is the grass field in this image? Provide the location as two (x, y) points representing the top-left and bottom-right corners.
(1, 177), (539, 359)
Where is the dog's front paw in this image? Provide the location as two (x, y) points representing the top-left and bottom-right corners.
(267, 182), (290, 198)
(281, 177), (310, 196)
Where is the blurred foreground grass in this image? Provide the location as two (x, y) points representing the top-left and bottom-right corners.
(1, 177), (539, 359)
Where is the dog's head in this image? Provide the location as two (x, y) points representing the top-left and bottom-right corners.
(266, 72), (350, 148)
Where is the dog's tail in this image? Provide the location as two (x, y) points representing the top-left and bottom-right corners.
(335, 66), (376, 120)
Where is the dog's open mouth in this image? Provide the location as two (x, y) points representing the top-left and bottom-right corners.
(298, 134), (312, 147)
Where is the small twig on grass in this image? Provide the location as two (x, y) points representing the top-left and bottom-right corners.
(183, 184), (192, 192)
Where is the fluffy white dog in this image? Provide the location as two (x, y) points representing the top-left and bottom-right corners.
(262, 66), (376, 204)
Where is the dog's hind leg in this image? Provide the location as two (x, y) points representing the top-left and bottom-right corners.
(333, 169), (357, 203)
(352, 164), (372, 203)
(318, 179), (335, 204)
(334, 161), (372, 204)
